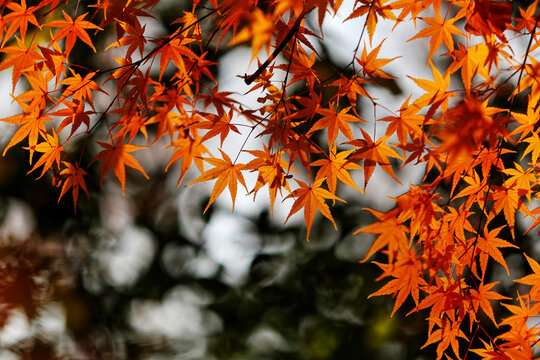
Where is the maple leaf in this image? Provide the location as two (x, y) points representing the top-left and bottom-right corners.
(105, 18), (147, 59)
(407, 12), (465, 65)
(412, 280), (465, 325)
(347, 128), (403, 189)
(308, 103), (365, 145)
(329, 75), (373, 107)
(471, 339), (512, 360)
(165, 134), (208, 185)
(45, 11), (103, 56)
(187, 149), (248, 213)
(514, 254), (540, 299)
(244, 145), (293, 215)
(521, 132), (540, 165)
(0, 36), (43, 92)
(475, 225), (518, 278)
(355, 208), (409, 263)
(59, 69), (106, 110)
(465, 0), (512, 41)
(503, 162), (536, 205)
(510, 96), (540, 142)
(284, 178), (344, 240)
(379, 95), (423, 146)
(499, 293), (540, 331)
(289, 92), (321, 122)
(487, 185), (530, 240)
(198, 110), (241, 146)
(512, 57), (540, 99)
(422, 317), (468, 360)
(277, 46), (319, 88)
(2, 0), (41, 47)
(51, 99), (92, 137)
(229, 8), (274, 61)
(391, 0), (430, 25)
(155, 35), (198, 83)
(356, 40), (399, 80)
(513, 0), (538, 34)
(1, 103), (52, 161)
(92, 141), (149, 194)
(38, 42), (67, 84)
(345, 0), (395, 44)
(408, 63), (455, 113)
(369, 248), (426, 316)
(434, 97), (507, 157)
(469, 281), (511, 326)
(24, 129), (64, 179)
(444, 43), (490, 91)
(454, 170), (487, 207)
(58, 161), (89, 212)
(311, 145), (362, 195)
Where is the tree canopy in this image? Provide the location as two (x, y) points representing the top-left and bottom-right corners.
(0, 0), (540, 359)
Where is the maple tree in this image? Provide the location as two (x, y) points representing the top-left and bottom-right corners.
(0, 0), (540, 358)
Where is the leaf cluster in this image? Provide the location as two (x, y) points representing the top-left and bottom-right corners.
(1, 0), (540, 358)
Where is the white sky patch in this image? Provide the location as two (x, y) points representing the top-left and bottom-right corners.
(247, 326), (290, 353)
(100, 225), (156, 288)
(0, 308), (32, 347)
(0, 199), (36, 243)
(129, 285), (222, 339)
(202, 211), (261, 285)
(34, 302), (67, 338)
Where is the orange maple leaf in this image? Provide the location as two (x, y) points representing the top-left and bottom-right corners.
(408, 63), (455, 113)
(356, 39), (399, 80)
(379, 95), (423, 146)
(25, 129), (63, 179)
(0, 36), (43, 91)
(2, 0), (41, 47)
(187, 149), (248, 213)
(165, 134), (208, 185)
(92, 141), (149, 194)
(347, 128), (403, 189)
(308, 103), (365, 145)
(369, 248), (426, 316)
(105, 18), (147, 59)
(38, 42), (66, 84)
(514, 254), (540, 299)
(465, 0), (512, 40)
(475, 225), (518, 278)
(51, 99), (92, 137)
(245, 145), (293, 215)
(355, 208), (408, 263)
(407, 12), (465, 66)
(45, 10), (103, 56)
(311, 145), (362, 195)
(469, 281), (510, 326)
(2, 103), (52, 161)
(421, 317), (468, 360)
(284, 178), (344, 240)
(230, 8), (274, 61)
(58, 69), (106, 110)
(345, 0), (395, 44)
(155, 35), (198, 82)
(198, 109), (241, 146)
(510, 95), (540, 142)
(444, 43), (490, 91)
(499, 293), (540, 331)
(58, 161), (89, 212)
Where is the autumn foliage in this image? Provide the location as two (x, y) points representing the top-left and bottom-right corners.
(1, 0), (540, 358)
